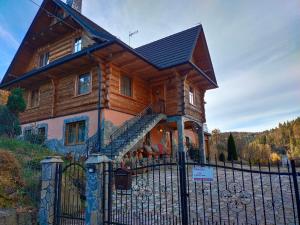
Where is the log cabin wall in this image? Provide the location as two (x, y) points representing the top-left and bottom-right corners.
(25, 30), (95, 73)
(150, 73), (183, 116)
(109, 65), (151, 115)
(184, 78), (206, 122)
(21, 81), (54, 123)
(20, 64), (106, 124)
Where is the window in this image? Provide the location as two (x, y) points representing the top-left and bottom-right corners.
(38, 127), (46, 138)
(24, 129), (32, 137)
(74, 37), (82, 53)
(189, 86), (194, 105)
(39, 52), (49, 67)
(77, 73), (91, 95)
(29, 89), (39, 108)
(65, 121), (86, 145)
(120, 75), (132, 97)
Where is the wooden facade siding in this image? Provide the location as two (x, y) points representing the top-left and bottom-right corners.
(24, 30), (95, 73)
(184, 79), (205, 122)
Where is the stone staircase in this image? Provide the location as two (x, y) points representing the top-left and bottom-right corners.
(86, 105), (166, 159)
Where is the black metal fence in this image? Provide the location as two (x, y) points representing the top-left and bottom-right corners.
(102, 153), (300, 225)
(54, 161), (86, 225)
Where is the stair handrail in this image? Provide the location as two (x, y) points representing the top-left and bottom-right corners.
(109, 103), (154, 143)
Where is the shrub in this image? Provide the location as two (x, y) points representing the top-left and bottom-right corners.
(6, 88), (26, 116)
(219, 152), (225, 162)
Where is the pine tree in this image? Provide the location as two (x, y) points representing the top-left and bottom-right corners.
(227, 133), (238, 161)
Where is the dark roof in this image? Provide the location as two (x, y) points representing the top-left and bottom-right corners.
(135, 25), (202, 69)
(1, 0), (217, 88)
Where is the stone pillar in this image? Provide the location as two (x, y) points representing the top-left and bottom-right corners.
(198, 125), (206, 164)
(39, 156), (63, 225)
(85, 154), (111, 225)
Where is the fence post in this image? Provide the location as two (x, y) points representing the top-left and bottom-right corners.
(291, 160), (300, 224)
(39, 156), (63, 225)
(85, 154), (111, 225)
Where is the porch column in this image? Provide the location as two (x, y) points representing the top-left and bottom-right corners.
(198, 125), (206, 164)
(176, 116), (185, 154)
(85, 154), (111, 225)
(39, 156), (63, 225)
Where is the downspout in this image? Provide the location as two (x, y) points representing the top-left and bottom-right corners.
(87, 51), (103, 153)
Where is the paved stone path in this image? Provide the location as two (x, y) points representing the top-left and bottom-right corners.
(110, 163), (299, 225)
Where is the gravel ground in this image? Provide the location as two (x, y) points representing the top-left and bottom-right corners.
(110, 163), (299, 225)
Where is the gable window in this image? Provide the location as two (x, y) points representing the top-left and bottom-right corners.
(29, 89), (39, 108)
(39, 52), (49, 67)
(77, 73), (91, 95)
(120, 75), (132, 97)
(189, 86), (194, 105)
(65, 121), (86, 145)
(74, 37), (82, 53)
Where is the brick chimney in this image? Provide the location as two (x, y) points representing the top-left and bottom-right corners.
(66, 0), (82, 13)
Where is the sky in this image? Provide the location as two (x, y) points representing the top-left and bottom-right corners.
(0, 0), (299, 132)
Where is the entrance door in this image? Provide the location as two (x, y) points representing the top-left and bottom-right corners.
(151, 84), (165, 113)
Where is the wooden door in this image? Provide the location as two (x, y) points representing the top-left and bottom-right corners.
(151, 84), (165, 113)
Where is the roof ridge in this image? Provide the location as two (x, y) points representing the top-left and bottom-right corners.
(135, 24), (202, 50)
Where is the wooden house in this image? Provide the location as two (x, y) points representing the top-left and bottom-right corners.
(0, 0), (218, 161)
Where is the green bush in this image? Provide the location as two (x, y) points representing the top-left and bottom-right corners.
(6, 88), (26, 116)
(219, 152), (225, 162)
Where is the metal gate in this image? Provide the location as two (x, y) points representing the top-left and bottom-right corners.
(54, 161), (86, 225)
(103, 152), (300, 225)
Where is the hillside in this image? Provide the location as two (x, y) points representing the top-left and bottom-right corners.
(0, 138), (55, 208)
(210, 117), (300, 162)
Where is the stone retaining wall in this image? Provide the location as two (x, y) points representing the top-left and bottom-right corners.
(0, 209), (37, 225)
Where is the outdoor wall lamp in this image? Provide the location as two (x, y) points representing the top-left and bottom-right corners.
(87, 164), (96, 173)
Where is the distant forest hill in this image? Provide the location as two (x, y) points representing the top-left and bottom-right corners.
(209, 117), (300, 163)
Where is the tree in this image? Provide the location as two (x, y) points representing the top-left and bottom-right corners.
(0, 106), (21, 138)
(0, 88), (26, 138)
(227, 133), (238, 161)
(6, 88), (26, 115)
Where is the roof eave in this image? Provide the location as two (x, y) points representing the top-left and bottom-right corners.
(189, 61), (218, 88)
(0, 41), (114, 89)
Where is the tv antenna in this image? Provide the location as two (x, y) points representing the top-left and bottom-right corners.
(129, 30), (139, 46)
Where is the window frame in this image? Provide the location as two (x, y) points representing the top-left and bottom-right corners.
(39, 51), (50, 67)
(74, 37), (82, 53)
(188, 86), (195, 105)
(65, 120), (86, 146)
(120, 75), (133, 97)
(76, 73), (92, 96)
(27, 89), (40, 109)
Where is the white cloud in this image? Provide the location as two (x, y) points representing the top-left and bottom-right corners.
(0, 25), (19, 49)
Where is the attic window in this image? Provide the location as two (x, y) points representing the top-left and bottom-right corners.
(74, 37), (82, 53)
(39, 52), (49, 67)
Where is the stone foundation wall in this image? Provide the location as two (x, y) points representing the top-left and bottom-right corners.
(0, 209), (37, 225)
